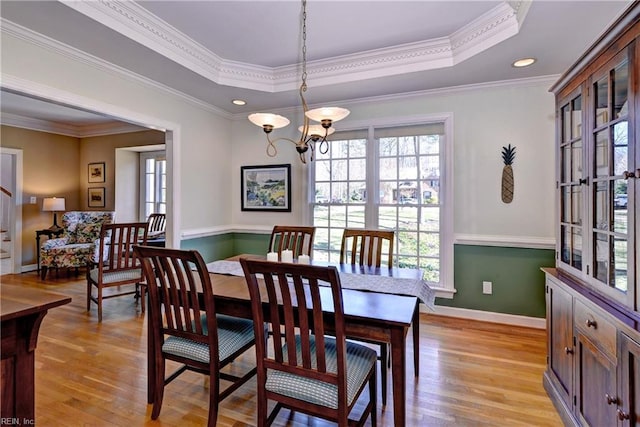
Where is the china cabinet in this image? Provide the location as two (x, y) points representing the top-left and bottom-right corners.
(544, 3), (640, 426)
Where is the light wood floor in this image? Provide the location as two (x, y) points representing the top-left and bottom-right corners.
(2, 271), (562, 426)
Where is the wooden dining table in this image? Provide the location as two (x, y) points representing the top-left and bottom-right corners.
(146, 255), (426, 427)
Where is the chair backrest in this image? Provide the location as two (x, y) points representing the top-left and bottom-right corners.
(147, 213), (166, 236)
(133, 246), (220, 364)
(63, 211), (116, 243)
(268, 225), (316, 257)
(96, 222), (149, 274)
(340, 228), (395, 267)
(240, 258), (348, 403)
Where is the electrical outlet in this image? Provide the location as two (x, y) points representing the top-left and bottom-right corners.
(482, 281), (492, 295)
(30, 196), (37, 204)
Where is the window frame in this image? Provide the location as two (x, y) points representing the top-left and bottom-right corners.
(139, 150), (167, 221)
(307, 114), (455, 297)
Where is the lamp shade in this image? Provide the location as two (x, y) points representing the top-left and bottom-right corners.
(248, 113), (290, 129)
(305, 107), (350, 123)
(43, 197), (66, 212)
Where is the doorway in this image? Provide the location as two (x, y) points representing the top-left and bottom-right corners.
(0, 147), (23, 275)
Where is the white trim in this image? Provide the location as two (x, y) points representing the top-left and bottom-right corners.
(1, 18), (231, 119)
(430, 305), (546, 329)
(61, 0), (527, 92)
(21, 263), (37, 273)
(455, 234), (555, 249)
(0, 112), (146, 138)
(181, 224), (273, 240)
(0, 75), (181, 252)
(231, 75), (559, 121)
(0, 147), (23, 274)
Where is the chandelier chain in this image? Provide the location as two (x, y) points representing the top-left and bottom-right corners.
(301, 0), (307, 90)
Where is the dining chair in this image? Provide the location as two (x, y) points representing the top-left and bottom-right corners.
(340, 228), (395, 405)
(86, 221), (148, 322)
(147, 213), (166, 239)
(268, 225), (316, 258)
(133, 246), (259, 427)
(240, 257), (377, 427)
(340, 228), (394, 267)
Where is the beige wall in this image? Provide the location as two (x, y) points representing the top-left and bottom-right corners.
(1, 125), (80, 265)
(80, 130), (165, 211)
(1, 125), (166, 267)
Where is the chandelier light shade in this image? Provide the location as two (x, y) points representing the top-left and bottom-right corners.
(304, 107), (350, 124)
(247, 0), (350, 164)
(42, 197), (66, 231)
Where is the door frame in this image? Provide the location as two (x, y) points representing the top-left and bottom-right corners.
(1, 75), (181, 252)
(0, 147), (23, 274)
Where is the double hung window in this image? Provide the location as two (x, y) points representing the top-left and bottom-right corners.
(310, 118), (452, 290)
(140, 151), (166, 220)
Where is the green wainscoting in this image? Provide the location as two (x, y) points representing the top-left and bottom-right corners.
(180, 232), (269, 261)
(181, 233), (554, 318)
(437, 244), (555, 318)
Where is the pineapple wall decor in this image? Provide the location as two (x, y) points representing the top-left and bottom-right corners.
(501, 144), (516, 203)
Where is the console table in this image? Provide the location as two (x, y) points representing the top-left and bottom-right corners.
(0, 284), (71, 423)
(35, 229), (63, 273)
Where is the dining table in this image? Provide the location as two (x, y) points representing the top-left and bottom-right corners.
(146, 254), (435, 427)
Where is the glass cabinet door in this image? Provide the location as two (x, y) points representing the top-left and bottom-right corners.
(559, 92), (585, 272)
(589, 49), (634, 305)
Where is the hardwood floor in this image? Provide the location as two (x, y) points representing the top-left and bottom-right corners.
(1, 271), (562, 426)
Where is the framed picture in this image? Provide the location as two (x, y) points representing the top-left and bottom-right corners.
(241, 164), (291, 212)
(88, 187), (105, 208)
(88, 162), (105, 183)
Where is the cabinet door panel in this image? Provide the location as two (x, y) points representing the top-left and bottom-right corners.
(620, 333), (640, 426)
(548, 281), (574, 403)
(576, 332), (617, 426)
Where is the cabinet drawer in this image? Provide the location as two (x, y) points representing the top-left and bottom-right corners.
(574, 299), (616, 358)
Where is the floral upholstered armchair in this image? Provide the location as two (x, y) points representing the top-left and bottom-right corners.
(40, 211), (115, 279)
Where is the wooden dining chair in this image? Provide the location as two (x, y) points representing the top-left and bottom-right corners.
(133, 246), (259, 427)
(268, 225), (316, 257)
(340, 228), (395, 405)
(147, 213), (166, 239)
(240, 258), (377, 426)
(340, 228), (394, 267)
(86, 222), (148, 322)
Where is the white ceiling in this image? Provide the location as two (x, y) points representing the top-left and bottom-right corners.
(0, 0), (633, 129)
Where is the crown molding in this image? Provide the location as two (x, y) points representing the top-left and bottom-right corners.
(61, 0), (529, 93)
(0, 112), (148, 137)
(1, 18), (232, 120)
(230, 74), (560, 121)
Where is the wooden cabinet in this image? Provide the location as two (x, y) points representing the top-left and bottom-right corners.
(546, 280), (574, 408)
(545, 4), (640, 426)
(619, 333), (640, 425)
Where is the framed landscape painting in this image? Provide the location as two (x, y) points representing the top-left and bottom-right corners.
(241, 164), (291, 212)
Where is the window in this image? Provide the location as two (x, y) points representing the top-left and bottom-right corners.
(140, 151), (166, 220)
(310, 116), (453, 291)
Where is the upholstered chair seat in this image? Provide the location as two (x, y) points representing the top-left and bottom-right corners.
(162, 314), (257, 364)
(266, 335), (377, 409)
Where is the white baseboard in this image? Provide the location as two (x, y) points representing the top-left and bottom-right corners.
(21, 263), (37, 273)
(423, 305), (546, 329)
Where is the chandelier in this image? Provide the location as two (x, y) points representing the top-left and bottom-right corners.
(248, 0), (349, 164)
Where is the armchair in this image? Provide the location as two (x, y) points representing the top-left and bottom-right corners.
(39, 211), (115, 279)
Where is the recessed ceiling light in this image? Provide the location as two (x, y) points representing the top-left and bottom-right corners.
(232, 99), (246, 106)
(512, 58), (536, 68)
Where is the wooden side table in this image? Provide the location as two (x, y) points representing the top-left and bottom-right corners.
(35, 229), (63, 274)
(0, 284), (71, 423)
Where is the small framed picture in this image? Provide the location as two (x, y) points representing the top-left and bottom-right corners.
(88, 187), (105, 208)
(88, 162), (105, 183)
(241, 164), (291, 212)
